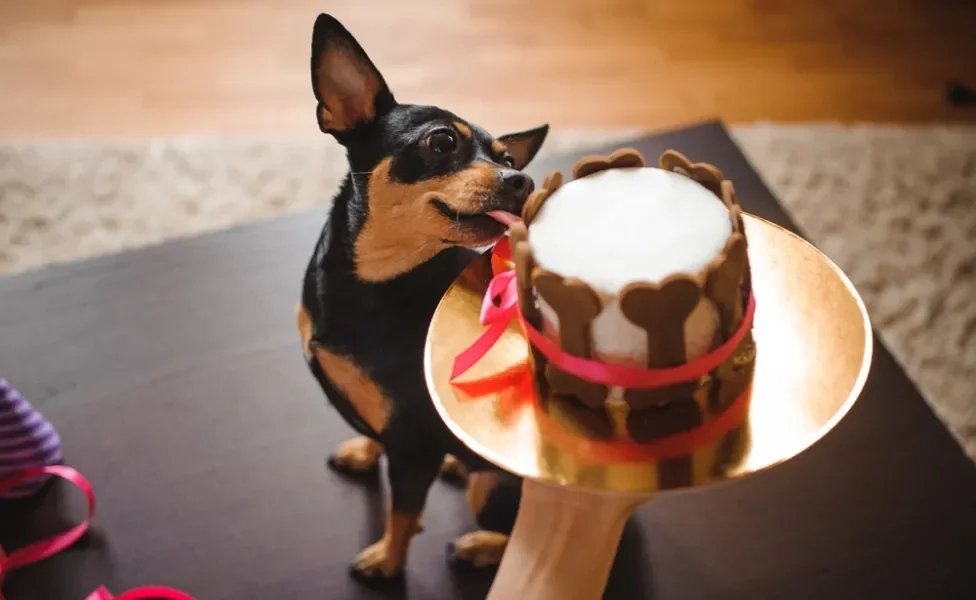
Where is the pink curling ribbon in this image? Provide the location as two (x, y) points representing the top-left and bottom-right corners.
(0, 466), (194, 600)
(451, 240), (756, 389)
(84, 586), (193, 600)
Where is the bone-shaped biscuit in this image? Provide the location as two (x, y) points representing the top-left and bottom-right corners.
(619, 276), (702, 368)
(533, 271), (603, 357)
(719, 180), (747, 234)
(512, 241), (539, 322)
(542, 170), (564, 193)
(624, 382), (698, 411)
(723, 206), (750, 292)
(625, 397), (703, 443)
(627, 397), (704, 488)
(521, 170), (564, 225)
(618, 277), (701, 410)
(705, 233), (748, 337)
(534, 271), (607, 406)
(545, 365), (608, 409)
(521, 188), (550, 225)
(708, 332), (756, 413)
(659, 150), (724, 198)
(509, 220), (528, 246)
(512, 238), (532, 292)
(558, 395), (615, 439)
(720, 179), (738, 209)
(572, 148), (646, 180)
(729, 205), (745, 235)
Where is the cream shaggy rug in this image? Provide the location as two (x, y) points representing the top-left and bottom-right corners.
(1, 124), (975, 461)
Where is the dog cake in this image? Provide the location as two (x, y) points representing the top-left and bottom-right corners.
(506, 149), (755, 445)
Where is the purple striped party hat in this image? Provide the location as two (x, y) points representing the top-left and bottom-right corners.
(0, 377), (64, 500)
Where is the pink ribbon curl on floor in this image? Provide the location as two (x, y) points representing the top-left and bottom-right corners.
(0, 466), (194, 600)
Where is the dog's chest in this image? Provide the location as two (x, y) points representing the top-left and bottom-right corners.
(301, 247), (476, 431)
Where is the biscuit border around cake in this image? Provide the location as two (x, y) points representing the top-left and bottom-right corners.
(507, 148), (756, 443)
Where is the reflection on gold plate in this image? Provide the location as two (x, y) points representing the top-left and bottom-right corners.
(424, 214), (872, 494)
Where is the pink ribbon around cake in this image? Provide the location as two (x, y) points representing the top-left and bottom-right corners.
(449, 237), (756, 461)
(452, 236), (756, 388)
(0, 466), (194, 600)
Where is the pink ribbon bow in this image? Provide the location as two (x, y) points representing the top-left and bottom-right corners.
(0, 466), (194, 600)
(451, 269), (521, 381)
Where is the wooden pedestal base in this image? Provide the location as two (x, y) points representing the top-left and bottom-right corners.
(487, 480), (649, 600)
(427, 217), (874, 598)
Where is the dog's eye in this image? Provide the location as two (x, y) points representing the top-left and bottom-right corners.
(426, 130), (459, 154)
(501, 153), (516, 168)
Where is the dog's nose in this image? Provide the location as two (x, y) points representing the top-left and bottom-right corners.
(500, 170), (535, 199)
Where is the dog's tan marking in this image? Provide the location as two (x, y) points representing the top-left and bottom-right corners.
(355, 158), (500, 281)
(313, 349), (392, 432)
(354, 509), (423, 578)
(491, 139), (507, 156)
(441, 454), (469, 480)
(451, 531), (509, 568)
(332, 436), (383, 472)
(453, 121), (472, 139)
(296, 302), (315, 358)
(297, 303), (392, 432)
(448, 472), (508, 567)
(466, 471), (500, 517)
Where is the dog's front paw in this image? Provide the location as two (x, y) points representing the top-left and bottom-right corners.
(351, 540), (406, 581)
(447, 531), (508, 569)
(328, 436), (382, 475)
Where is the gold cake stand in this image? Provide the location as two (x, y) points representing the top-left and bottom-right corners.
(424, 214), (872, 600)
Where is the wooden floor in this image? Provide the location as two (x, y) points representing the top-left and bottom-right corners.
(1, 0), (974, 138)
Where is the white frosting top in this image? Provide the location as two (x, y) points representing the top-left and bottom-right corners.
(528, 167), (733, 294)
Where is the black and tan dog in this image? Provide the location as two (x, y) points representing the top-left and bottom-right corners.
(296, 14), (546, 582)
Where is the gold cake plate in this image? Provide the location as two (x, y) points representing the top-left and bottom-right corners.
(424, 214), (873, 495)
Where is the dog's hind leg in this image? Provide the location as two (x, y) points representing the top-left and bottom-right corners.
(329, 436), (383, 475)
(448, 471), (519, 569)
(351, 446), (444, 580)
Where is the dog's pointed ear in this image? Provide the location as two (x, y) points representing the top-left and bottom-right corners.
(310, 14), (395, 134)
(497, 124), (550, 170)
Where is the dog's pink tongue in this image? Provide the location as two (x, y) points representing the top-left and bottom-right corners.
(487, 211), (521, 227)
